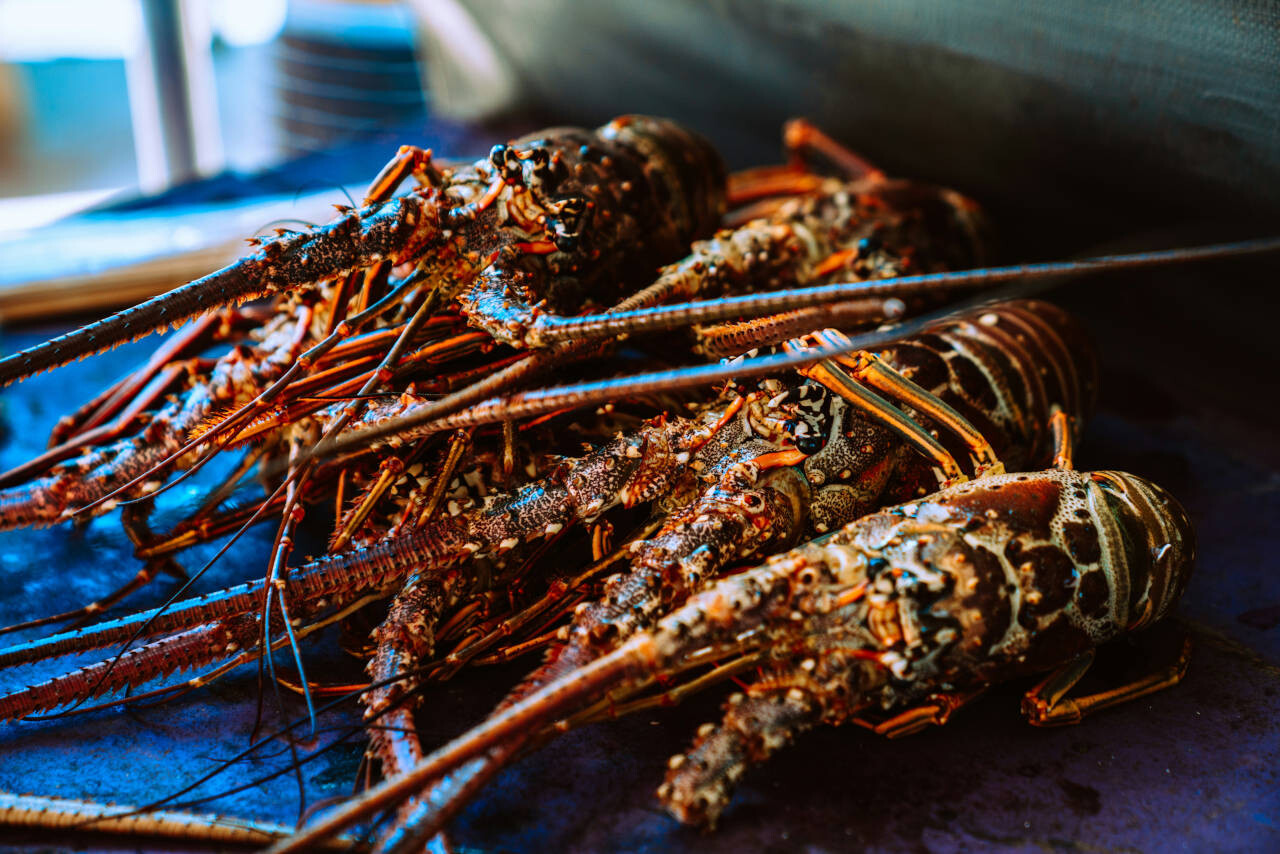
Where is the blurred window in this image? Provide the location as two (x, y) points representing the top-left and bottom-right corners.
(0, 0), (286, 201)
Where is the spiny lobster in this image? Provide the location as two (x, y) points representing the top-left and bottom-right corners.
(0, 116), (1006, 670)
(269, 457), (1195, 851)
(0, 116), (726, 386)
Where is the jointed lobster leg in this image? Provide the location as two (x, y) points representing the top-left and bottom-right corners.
(796, 336), (1004, 481)
(44, 310), (242, 450)
(1022, 637), (1192, 727)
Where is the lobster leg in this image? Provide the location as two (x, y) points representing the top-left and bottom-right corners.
(1021, 636), (1192, 727)
(724, 118), (881, 208)
(1049, 405), (1075, 471)
(822, 337), (1003, 475)
(783, 118), (884, 181)
(46, 311), (229, 448)
(850, 687), (987, 738)
(797, 350), (969, 484)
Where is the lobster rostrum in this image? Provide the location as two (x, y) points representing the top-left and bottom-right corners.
(269, 455), (1195, 851)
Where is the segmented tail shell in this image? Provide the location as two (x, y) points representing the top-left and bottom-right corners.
(1090, 470), (1195, 629)
(919, 299), (1098, 466)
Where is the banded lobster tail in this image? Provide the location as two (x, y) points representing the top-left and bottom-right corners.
(267, 463), (1195, 852)
(0, 115), (727, 387)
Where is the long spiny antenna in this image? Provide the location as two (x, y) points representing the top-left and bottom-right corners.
(68, 272), (423, 519)
(266, 643), (644, 853)
(308, 236), (1280, 455)
(0, 181), (446, 388)
(524, 237), (1280, 346)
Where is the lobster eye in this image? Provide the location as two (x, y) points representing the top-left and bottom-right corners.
(554, 197), (588, 238)
(796, 434), (826, 455)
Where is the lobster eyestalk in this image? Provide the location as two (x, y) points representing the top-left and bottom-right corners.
(0, 195), (441, 387)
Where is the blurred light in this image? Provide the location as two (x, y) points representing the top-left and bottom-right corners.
(0, 0), (141, 60)
(210, 0), (286, 47)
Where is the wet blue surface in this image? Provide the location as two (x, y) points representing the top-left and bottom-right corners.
(0, 239), (1276, 851)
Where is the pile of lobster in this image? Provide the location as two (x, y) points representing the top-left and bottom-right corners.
(0, 115), (1266, 852)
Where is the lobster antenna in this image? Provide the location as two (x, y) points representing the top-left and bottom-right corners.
(69, 273), (423, 518)
(266, 643), (643, 854)
(524, 237), (1280, 346)
(313, 235), (1280, 456)
(311, 275), (1044, 459)
(0, 196), (438, 387)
